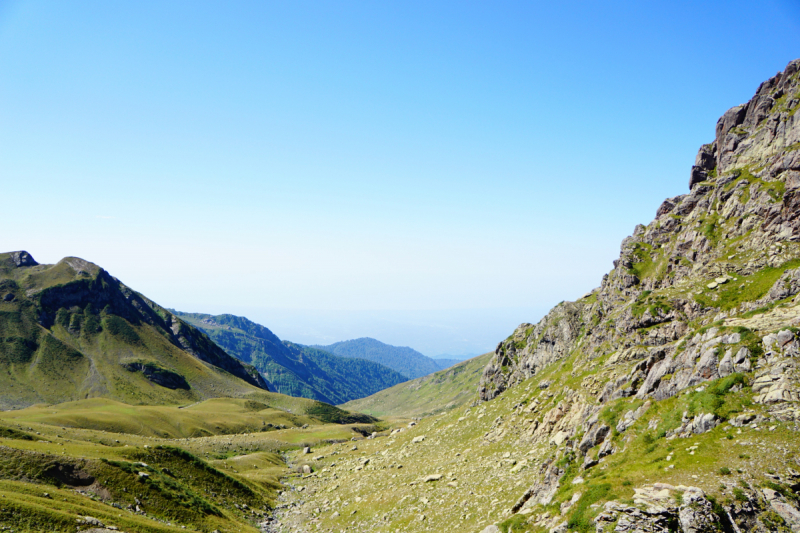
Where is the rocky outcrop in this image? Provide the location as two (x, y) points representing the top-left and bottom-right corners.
(752, 329), (800, 404)
(596, 485), (723, 533)
(8, 251), (38, 267)
(479, 58), (800, 404)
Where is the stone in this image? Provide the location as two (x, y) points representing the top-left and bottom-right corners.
(597, 438), (615, 458)
(690, 166), (709, 190)
(731, 413), (757, 427)
(2, 293), (14, 302)
(550, 430), (569, 446)
(478, 526), (500, 533)
(411, 436), (425, 444)
(9, 251), (37, 267)
(422, 474), (442, 482)
(578, 424), (610, 454)
(302, 446), (310, 454)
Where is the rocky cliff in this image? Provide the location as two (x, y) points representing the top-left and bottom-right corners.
(468, 59), (800, 531)
(481, 58), (800, 403)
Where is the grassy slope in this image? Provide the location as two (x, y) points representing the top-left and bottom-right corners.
(341, 352), (493, 417)
(281, 335), (800, 533)
(175, 312), (408, 404)
(0, 254), (267, 410)
(0, 396), (381, 532)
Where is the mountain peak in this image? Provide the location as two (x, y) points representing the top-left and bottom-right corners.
(5, 251), (38, 267)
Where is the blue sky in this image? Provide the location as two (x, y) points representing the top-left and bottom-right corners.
(1, 1), (799, 355)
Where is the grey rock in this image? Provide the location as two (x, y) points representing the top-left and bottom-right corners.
(9, 251), (38, 267)
(730, 413), (757, 427)
(578, 424), (610, 454)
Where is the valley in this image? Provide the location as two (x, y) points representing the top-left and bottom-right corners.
(2, 58), (800, 533)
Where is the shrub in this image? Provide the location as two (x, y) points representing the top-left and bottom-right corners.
(732, 488), (748, 502)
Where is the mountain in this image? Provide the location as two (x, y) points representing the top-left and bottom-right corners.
(265, 59), (800, 533)
(432, 357), (462, 369)
(0, 252), (268, 409)
(313, 337), (441, 378)
(340, 352), (493, 417)
(174, 312), (408, 404)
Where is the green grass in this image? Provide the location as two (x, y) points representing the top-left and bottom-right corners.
(694, 259), (800, 310)
(341, 353), (492, 417)
(567, 483), (616, 532)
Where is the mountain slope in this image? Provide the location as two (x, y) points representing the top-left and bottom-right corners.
(0, 252), (268, 409)
(271, 59), (800, 533)
(340, 352), (492, 417)
(175, 312), (408, 404)
(313, 337), (441, 379)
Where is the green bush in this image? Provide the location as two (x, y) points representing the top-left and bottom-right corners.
(566, 484), (614, 533)
(498, 514), (530, 533)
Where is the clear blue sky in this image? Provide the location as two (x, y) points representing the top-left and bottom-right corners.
(1, 1), (799, 354)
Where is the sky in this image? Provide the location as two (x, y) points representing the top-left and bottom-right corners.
(1, 1), (799, 355)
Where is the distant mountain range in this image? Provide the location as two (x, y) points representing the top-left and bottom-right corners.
(175, 312), (409, 404)
(312, 337), (453, 379)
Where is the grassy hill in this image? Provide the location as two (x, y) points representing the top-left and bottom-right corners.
(340, 352), (492, 418)
(175, 312), (408, 404)
(313, 337), (441, 379)
(0, 252), (268, 409)
(0, 396), (379, 533)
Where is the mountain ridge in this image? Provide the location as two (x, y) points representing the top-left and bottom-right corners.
(0, 252), (268, 409)
(313, 337), (443, 378)
(174, 311), (408, 404)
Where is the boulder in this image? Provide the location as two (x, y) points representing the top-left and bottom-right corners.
(578, 424), (610, 454)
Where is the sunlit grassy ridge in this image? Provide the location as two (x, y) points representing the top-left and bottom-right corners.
(341, 352), (492, 417)
(0, 253), (269, 410)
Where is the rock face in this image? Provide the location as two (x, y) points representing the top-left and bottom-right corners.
(474, 59), (800, 533)
(480, 59), (800, 406)
(9, 251), (37, 267)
